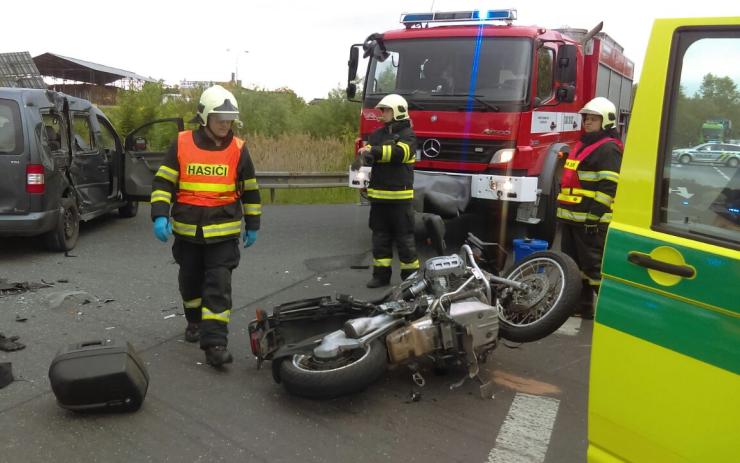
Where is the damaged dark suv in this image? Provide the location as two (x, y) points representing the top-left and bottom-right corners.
(0, 88), (182, 251)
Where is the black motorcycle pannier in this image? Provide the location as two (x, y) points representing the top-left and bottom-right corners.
(48, 339), (149, 412)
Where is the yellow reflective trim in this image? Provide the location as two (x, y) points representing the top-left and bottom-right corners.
(557, 208), (608, 223)
(373, 258), (392, 267)
(565, 159), (580, 170)
(202, 221), (242, 238)
(557, 193), (583, 204)
(398, 142), (411, 163)
(593, 191), (615, 208)
(241, 178), (259, 191)
(202, 307), (230, 323)
(179, 181), (236, 193)
(183, 297), (202, 309)
(172, 220), (197, 236)
(243, 203), (262, 215)
(578, 170), (620, 183)
(400, 259), (420, 270)
(155, 165), (179, 183)
(379, 145), (391, 163)
(150, 190), (172, 204)
(367, 189), (414, 200)
(597, 170), (620, 182)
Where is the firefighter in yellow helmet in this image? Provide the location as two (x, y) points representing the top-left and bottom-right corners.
(354, 94), (419, 287)
(556, 97), (623, 318)
(150, 85), (261, 367)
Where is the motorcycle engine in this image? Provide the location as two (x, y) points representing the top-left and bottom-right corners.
(422, 254), (468, 297)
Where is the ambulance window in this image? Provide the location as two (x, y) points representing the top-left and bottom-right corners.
(536, 47), (555, 102)
(659, 32), (740, 246)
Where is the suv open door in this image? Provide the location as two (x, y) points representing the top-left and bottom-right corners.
(123, 118), (184, 201)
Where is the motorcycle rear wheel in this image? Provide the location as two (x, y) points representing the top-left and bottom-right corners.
(498, 250), (581, 342)
(279, 340), (388, 399)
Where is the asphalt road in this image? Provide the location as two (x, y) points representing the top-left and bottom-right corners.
(1, 204), (591, 463)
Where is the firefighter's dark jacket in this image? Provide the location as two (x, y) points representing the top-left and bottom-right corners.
(557, 129), (622, 225)
(150, 127), (261, 243)
(366, 119), (417, 203)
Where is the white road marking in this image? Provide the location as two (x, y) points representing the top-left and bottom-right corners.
(714, 167), (730, 181)
(555, 316), (582, 336)
(487, 393), (560, 463)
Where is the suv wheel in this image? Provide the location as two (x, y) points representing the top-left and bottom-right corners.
(44, 197), (80, 252)
(679, 154), (692, 164)
(726, 157), (739, 168)
(118, 200), (139, 218)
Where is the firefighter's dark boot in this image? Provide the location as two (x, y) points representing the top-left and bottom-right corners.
(184, 322), (200, 343)
(366, 274), (391, 288)
(205, 345), (233, 367)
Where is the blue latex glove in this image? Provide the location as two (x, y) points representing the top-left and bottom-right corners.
(153, 216), (172, 242)
(243, 229), (257, 248)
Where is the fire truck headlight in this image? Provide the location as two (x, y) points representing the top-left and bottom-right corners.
(491, 148), (515, 164)
(503, 179), (513, 191)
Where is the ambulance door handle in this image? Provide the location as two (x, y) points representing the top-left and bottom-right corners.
(627, 252), (695, 278)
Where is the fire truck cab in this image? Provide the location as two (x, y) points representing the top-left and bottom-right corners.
(348, 9), (634, 245)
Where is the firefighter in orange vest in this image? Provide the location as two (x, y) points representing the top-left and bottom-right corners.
(150, 85), (261, 367)
(557, 97), (622, 318)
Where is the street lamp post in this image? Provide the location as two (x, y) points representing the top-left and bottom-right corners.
(226, 49), (249, 86)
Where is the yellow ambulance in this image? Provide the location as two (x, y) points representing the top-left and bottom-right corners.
(588, 17), (740, 463)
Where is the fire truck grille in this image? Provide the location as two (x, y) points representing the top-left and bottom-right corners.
(417, 138), (513, 163)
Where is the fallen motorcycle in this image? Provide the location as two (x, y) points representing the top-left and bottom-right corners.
(248, 234), (581, 399)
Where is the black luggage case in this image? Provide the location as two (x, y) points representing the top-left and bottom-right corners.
(49, 339), (149, 412)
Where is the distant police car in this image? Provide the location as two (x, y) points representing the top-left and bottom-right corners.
(671, 142), (740, 167)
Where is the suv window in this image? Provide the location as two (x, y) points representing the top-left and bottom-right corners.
(0, 98), (23, 155)
(71, 113), (96, 153)
(96, 116), (119, 152)
(659, 32), (740, 245)
(42, 113), (67, 153)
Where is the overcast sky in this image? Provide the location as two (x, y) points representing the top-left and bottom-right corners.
(2, 1), (739, 101)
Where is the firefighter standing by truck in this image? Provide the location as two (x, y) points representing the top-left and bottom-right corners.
(150, 85), (261, 367)
(556, 97), (623, 318)
(353, 94), (419, 288)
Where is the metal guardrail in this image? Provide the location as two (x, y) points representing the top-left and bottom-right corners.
(255, 171), (349, 202)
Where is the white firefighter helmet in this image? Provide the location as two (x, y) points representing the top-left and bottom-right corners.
(192, 85), (240, 126)
(376, 94), (409, 121)
(579, 97), (617, 130)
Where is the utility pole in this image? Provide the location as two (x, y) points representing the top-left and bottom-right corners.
(226, 49), (249, 86)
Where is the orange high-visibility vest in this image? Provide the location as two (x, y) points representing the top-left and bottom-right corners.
(560, 137), (620, 193)
(176, 131), (243, 207)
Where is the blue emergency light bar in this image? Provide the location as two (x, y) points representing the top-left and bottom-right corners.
(400, 9), (517, 26)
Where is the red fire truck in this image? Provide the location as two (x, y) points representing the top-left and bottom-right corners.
(347, 9), (634, 245)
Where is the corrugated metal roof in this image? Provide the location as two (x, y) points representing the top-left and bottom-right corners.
(33, 52), (157, 84)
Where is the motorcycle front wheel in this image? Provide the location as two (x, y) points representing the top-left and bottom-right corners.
(278, 340), (388, 399)
(498, 251), (581, 343)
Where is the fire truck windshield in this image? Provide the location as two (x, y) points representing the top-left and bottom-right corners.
(365, 37), (532, 110)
